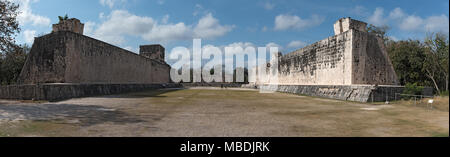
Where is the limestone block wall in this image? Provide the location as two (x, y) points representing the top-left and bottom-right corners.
(52, 18), (84, 34)
(351, 30), (398, 85)
(18, 31), (171, 84)
(269, 30), (398, 86)
(258, 84), (433, 102)
(276, 31), (353, 85)
(0, 83), (181, 101)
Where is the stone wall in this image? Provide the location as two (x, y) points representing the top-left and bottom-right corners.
(0, 83), (181, 102)
(18, 31), (171, 84)
(52, 18), (84, 34)
(351, 30), (398, 85)
(277, 30), (353, 85)
(259, 85), (433, 102)
(263, 18), (399, 86)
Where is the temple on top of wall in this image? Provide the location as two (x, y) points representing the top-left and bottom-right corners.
(253, 17), (399, 86)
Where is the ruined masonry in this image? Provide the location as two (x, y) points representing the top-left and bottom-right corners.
(0, 17), (433, 102)
(0, 18), (175, 101)
(250, 17), (432, 102)
(18, 18), (171, 84)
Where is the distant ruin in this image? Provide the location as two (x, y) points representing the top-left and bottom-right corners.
(253, 17), (398, 86)
(250, 17), (431, 102)
(0, 18), (174, 101)
(18, 18), (171, 84)
(0, 17), (432, 102)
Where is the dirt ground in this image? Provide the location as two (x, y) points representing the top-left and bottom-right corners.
(0, 88), (448, 137)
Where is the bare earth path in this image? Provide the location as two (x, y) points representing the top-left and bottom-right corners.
(0, 88), (448, 137)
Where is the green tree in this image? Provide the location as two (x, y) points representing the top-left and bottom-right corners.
(424, 33), (449, 94)
(0, 0), (20, 52)
(386, 40), (429, 86)
(0, 44), (29, 85)
(58, 14), (69, 22)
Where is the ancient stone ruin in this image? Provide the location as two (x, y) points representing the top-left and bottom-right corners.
(0, 18), (175, 101)
(251, 17), (432, 102)
(0, 17), (433, 102)
(18, 18), (171, 84)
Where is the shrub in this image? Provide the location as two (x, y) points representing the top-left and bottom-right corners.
(403, 83), (424, 95)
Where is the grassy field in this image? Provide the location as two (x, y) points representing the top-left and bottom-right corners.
(0, 88), (448, 137)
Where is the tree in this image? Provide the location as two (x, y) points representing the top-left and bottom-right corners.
(386, 40), (429, 86)
(424, 33), (449, 93)
(58, 14), (69, 22)
(0, 44), (29, 85)
(0, 0), (20, 52)
(367, 24), (390, 43)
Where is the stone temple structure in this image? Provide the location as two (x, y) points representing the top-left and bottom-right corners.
(274, 17), (399, 85)
(18, 18), (170, 84)
(0, 17), (432, 102)
(0, 18), (174, 101)
(251, 17), (431, 102)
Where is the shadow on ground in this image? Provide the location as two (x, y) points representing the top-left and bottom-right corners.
(98, 88), (183, 99)
(0, 104), (144, 126)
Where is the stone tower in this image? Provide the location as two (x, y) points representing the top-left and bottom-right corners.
(52, 18), (84, 34)
(139, 44), (165, 62)
(333, 17), (367, 35)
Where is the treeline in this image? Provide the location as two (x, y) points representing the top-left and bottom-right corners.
(1, 0), (28, 85)
(177, 67), (249, 83)
(0, 45), (29, 85)
(386, 33), (449, 95)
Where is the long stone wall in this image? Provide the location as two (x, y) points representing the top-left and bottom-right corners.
(0, 83), (181, 102)
(275, 29), (398, 86)
(351, 30), (398, 85)
(18, 31), (171, 84)
(277, 30), (353, 85)
(259, 85), (433, 102)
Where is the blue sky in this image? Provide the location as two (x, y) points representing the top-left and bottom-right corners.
(11, 0), (450, 64)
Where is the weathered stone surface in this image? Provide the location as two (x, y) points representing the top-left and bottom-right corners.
(259, 85), (433, 102)
(0, 83), (182, 101)
(140, 44), (165, 62)
(18, 31), (171, 84)
(253, 17), (399, 86)
(52, 18), (84, 34)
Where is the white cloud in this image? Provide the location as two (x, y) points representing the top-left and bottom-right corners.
(274, 14), (324, 31)
(10, 0), (51, 27)
(368, 7), (386, 26)
(424, 15), (449, 34)
(143, 23), (192, 43)
(193, 13), (234, 39)
(398, 15), (423, 31)
(263, 2), (275, 10)
(368, 7), (449, 35)
(90, 10), (154, 45)
(389, 8), (405, 19)
(287, 40), (307, 48)
(99, 0), (126, 8)
(87, 10), (234, 45)
(23, 30), (36, 44)
(83, 21), (97, 36)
